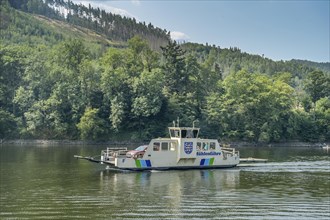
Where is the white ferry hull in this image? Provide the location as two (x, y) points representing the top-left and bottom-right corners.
(76, 126), (240, 171)
(102, 148), (239, 171)
(110, 165), (238, 171)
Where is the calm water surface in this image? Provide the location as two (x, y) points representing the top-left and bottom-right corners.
(0, 145), (329, 219)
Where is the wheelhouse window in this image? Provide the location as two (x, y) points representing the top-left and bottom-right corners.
(181, 129), (199, 138)
(210, 142), (216, 151)
(153, 142), (160, 151)
(193, 129), (199, 138)
(170, 129), (180, 138)
(181, 129), (187, 138)
(169, 128), (199, 138)
(170, 142), (177, 151)
(197, 142), (202, 151)
(203, 142), (209, 151)
(161, 142), (169, 151)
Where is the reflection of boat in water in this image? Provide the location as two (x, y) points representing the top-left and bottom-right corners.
(75, 123), (240, 170)
(98, 169), (240, 213)
(322, 144), (329, 150)
(99, 169), (240, 193)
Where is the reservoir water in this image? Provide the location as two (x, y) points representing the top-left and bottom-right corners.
(0, 145), (329, 219)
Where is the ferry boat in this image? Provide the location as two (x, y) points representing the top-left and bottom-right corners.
(74, 124), (240, 171)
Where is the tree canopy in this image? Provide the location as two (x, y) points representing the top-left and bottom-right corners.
(1, 2), (329, 143)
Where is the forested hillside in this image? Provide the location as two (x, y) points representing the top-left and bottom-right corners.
(6, 0), (170, 50)
(1, 0), (329, 143)
(290, 59), (330, 74)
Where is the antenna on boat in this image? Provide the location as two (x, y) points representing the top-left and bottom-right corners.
(173, 120), (176, 127)
(177, 117), (180, 127)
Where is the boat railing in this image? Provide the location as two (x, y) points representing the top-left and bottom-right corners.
(222, 147), (240, 158)
(102, 147), (128, 159)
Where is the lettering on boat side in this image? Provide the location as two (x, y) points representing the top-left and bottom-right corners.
(184, 142), (193, 154)
(196, 152), (221, 156)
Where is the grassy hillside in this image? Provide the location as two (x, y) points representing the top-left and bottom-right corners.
(5, 0), (170, 50)
(0, 4), (125, 56)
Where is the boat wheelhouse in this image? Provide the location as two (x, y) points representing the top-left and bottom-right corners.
(75, 125), (240, 170)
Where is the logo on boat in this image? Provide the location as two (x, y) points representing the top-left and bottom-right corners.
(184, 142), (193, 154)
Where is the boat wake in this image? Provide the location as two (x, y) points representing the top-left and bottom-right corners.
(238, 160), (330, 173)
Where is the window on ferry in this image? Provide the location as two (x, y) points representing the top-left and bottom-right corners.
(193, 129), (199, 138)
(203, 142), (209, 151)
(170, 129), (175, 138)
(181, 129), (194, 138)
(170, 142), (177, 151)
(197, 142), (202, 151)
(170, 129), (180, 138)
(181, 129), (187, 138)
(161, 142), (169, 151)
(153, 142), (160, 151)
(210, 142), (216, 151)
(186, 130), (194, 138)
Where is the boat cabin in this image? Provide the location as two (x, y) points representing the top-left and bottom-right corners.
(159, 126), (220, 162)
(169, 127), (200, 139)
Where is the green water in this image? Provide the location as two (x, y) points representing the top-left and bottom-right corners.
(0, 145), (329, 219)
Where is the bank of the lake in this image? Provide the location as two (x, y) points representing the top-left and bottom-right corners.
(223, 141), (329, 148)
(0, 139), (143, 146)
(1, 139), (328, 148)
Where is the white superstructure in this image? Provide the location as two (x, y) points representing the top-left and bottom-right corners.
(76, 125), (240, 170)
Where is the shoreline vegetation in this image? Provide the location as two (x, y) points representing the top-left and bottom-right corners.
(1, 139), (328, 148)
(1, 2), (329, 144)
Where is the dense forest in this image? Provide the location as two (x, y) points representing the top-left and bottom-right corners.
(1, 0), (329, 143)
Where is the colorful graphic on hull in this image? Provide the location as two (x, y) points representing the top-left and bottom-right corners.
(135, 160), (152, 168)
(200, 158), (215, 166)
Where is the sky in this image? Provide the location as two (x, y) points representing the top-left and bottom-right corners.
(71, 0), (330, 63)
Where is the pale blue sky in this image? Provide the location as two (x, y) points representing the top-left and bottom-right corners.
(71, 0), (330, 62)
